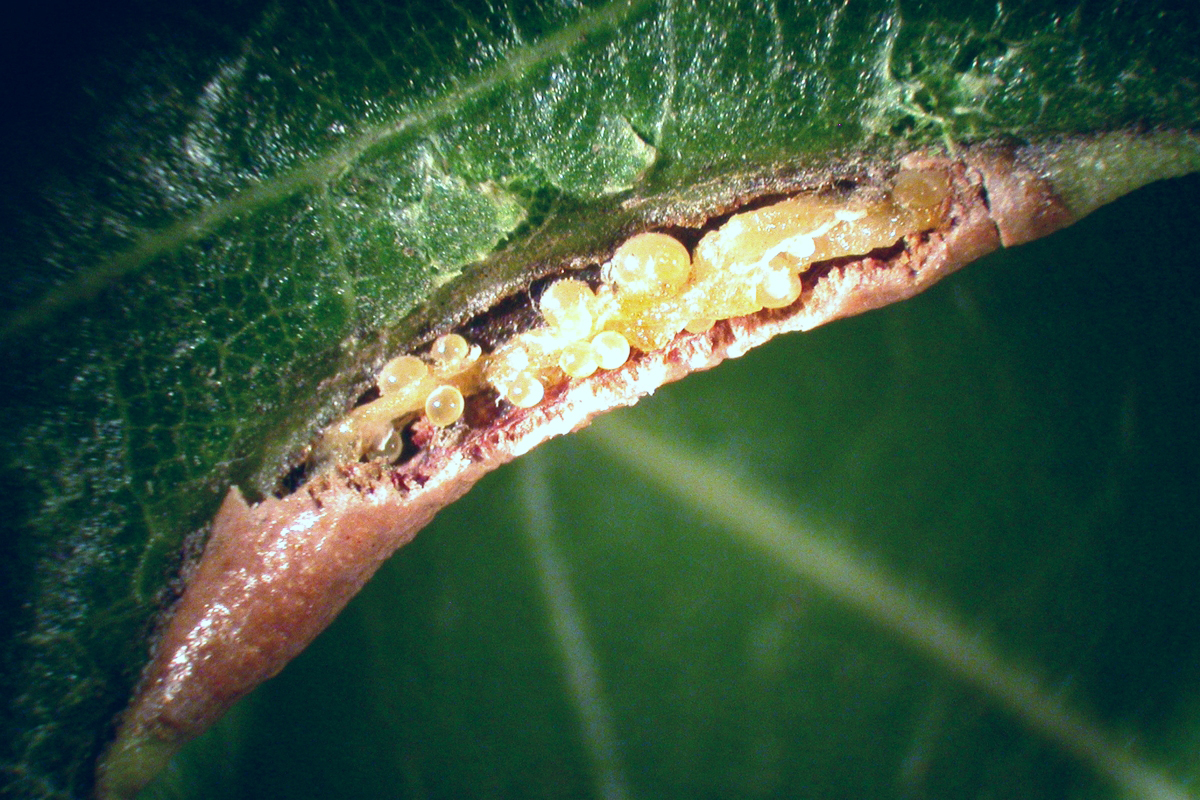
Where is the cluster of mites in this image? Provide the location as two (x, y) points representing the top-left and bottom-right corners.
(317, 169), (950, 465)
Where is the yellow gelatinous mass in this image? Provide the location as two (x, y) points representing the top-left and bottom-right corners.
(484, 338), (535, 395)
(595, 233), (696, 351)
(312, 173), (949, 464)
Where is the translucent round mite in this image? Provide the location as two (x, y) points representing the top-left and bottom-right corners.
(540, 279), (595, 341)
(431, 333), (471, 366)
(378, 355), (428, 395)
(892, 169), (950, 210)
(506, 371), (545, 408)
(559, 341), (598, 378)
(424, 384), (465, 427)
(756, 268), (803, 309)
(366, 426), (404, 461)
(685, 318), (715, 334)
(607, 232), (691, 294)
(591, 330), (630, 370)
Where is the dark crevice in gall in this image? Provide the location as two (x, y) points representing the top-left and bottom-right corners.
(462, 389), (504, 429)
(455, 289), (540, 353)
(392, 421), (422, 467)
(800, 238), (913, 293)
(531, 264), (603, 301)
(277, 461), (309, 497)
(351, 385), (380, 409)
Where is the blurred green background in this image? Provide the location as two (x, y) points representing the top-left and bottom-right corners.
(145, 173), (1200, 799)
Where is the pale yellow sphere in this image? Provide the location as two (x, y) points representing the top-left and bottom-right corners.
(892, 169), (950, 210)
(431, 333), (470, 366)
(590, 330), (630, 370)
(540, 279), (595, 341)
(559, 341), (598, 378)
(425, 384), (465, 427)
(506, 371), (545, 408)
(367, 427), (404, 461)
(378, 355), (428, 395)
(607, 232), (691, 294)
(756, 268), (803, 309)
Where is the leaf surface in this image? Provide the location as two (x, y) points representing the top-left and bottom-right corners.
(1, 0), (1198, 797)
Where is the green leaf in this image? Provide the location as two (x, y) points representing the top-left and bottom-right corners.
(1, 0), (1198, 797)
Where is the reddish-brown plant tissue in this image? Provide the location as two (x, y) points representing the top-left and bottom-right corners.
(94, 139), (1117, 797)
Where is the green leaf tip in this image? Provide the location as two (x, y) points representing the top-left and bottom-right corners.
(1034, 130), (1200, 220)
(93, 735), (178, 800)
